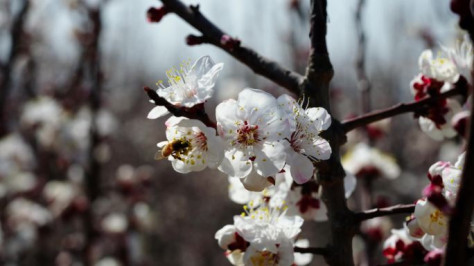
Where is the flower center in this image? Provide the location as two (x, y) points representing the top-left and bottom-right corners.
(236, 121), (260, 146)
(194, 132), (208, 151)
(429, 210), (445, 225)
(250, 251), (278, 266)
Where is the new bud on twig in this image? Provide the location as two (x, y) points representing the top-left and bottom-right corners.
(147, 7), (168, 23)
(220, 35), (241, 51)
(186, 35), (206, 46)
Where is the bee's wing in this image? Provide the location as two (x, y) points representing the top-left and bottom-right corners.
(154, 150), (166, 160)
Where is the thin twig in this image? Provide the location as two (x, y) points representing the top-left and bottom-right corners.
(341, 85), (466, 133)
(158, 0), (304, 95)
(294, 246), (328, 256)
(144, 87), (216, 128)
(354, 204), (415, 222)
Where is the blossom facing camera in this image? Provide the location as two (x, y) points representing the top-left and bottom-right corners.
(216, 88), (291, 189)
(147, 56), (224, 119)
(157, 117), (223, 173)
(216, 201), (304, 266)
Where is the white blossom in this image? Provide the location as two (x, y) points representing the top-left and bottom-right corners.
(277, 94), (332, 184)
(342, 143), (400, 179)
(414, 199), (447, 237)
(148, 56), (224, 119)
(442, 35), (473, 82)
(216, 89), (291, 190)
(216, 202), (304, 266)
(418, 49), (459, 83)
(102, 213), (128, 234)
(157, 117), (223, 173)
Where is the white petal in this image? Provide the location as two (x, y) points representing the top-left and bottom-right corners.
(253, 142), (286, 177)
(237, 88), (278, 113)
(294, 239), (313, 266)
(240, 172), (272, 192)
(304, 137), (331, 160)
(215, 224), (237, 250)
(147, 106), (169, 119)
(188, 55), (216, 77)
(215, 99), (241, 138)
(287, 152), (314, 184)
(343, 172), (357, 198)
(414, 199), (447, 236)
(419, 117), (444, 141)
(218, 149), (252, 178)
(197, 62), (224, 93)
(228, 176), (260, 204)
(305, 107), (331, 131)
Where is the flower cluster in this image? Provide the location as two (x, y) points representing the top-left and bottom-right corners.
(214, 202), (307, 266)
(152, 57), (333, 192)
(382, 152), (469, 264)
(149, 56), (341, 265)
(409, 37), (472, 140)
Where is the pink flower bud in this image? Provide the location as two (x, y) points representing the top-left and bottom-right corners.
(147, 7), (168, 23)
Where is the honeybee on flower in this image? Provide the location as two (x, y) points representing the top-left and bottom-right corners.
(156, 116), (223, 173)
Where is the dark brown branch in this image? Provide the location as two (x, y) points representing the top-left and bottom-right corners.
(444, 14), (474, 264)
(0, 0), (30, 135)
(159, 0), (304, 95)
(294, 246), (328, 256)
(82, 6), (104, 266)
(144, 87), (216, 128)
(341, 85), (466, 133)
(354, 204), (415, 222)
(305, 1), (354, 266)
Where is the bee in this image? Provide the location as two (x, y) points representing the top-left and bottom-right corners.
(155, 139), (191, 161)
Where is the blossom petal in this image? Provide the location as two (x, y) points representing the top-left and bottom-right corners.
(218, 148), (252, 178)
(147, 106), (169, 119)
(197, 62), (224, 94)
(287, 151), (314, 184)
(344, 172), (357, 198)
(305, 107), (331, 131)
(253, 142), (286, 177)
(304, 137), (331, 160)
(240, 172), (272, 192)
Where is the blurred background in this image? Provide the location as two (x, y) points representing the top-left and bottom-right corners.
(0, 0), (467, 265)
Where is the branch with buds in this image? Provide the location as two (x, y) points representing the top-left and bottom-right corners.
(153, 0), (304, 95)
(341, 79), (468, 133)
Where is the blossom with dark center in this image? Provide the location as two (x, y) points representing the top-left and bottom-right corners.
(216, 89), (291, 191)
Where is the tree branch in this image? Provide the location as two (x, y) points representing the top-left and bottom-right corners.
(0, 0), (30, 135)
(304, 1), (355, 266)
(354, 204), (415, 222)
(341, 84), (467, 133)
(294, 246), (328, 256)
(144, 87), (216, 128)
(158, 0), (304, 95)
